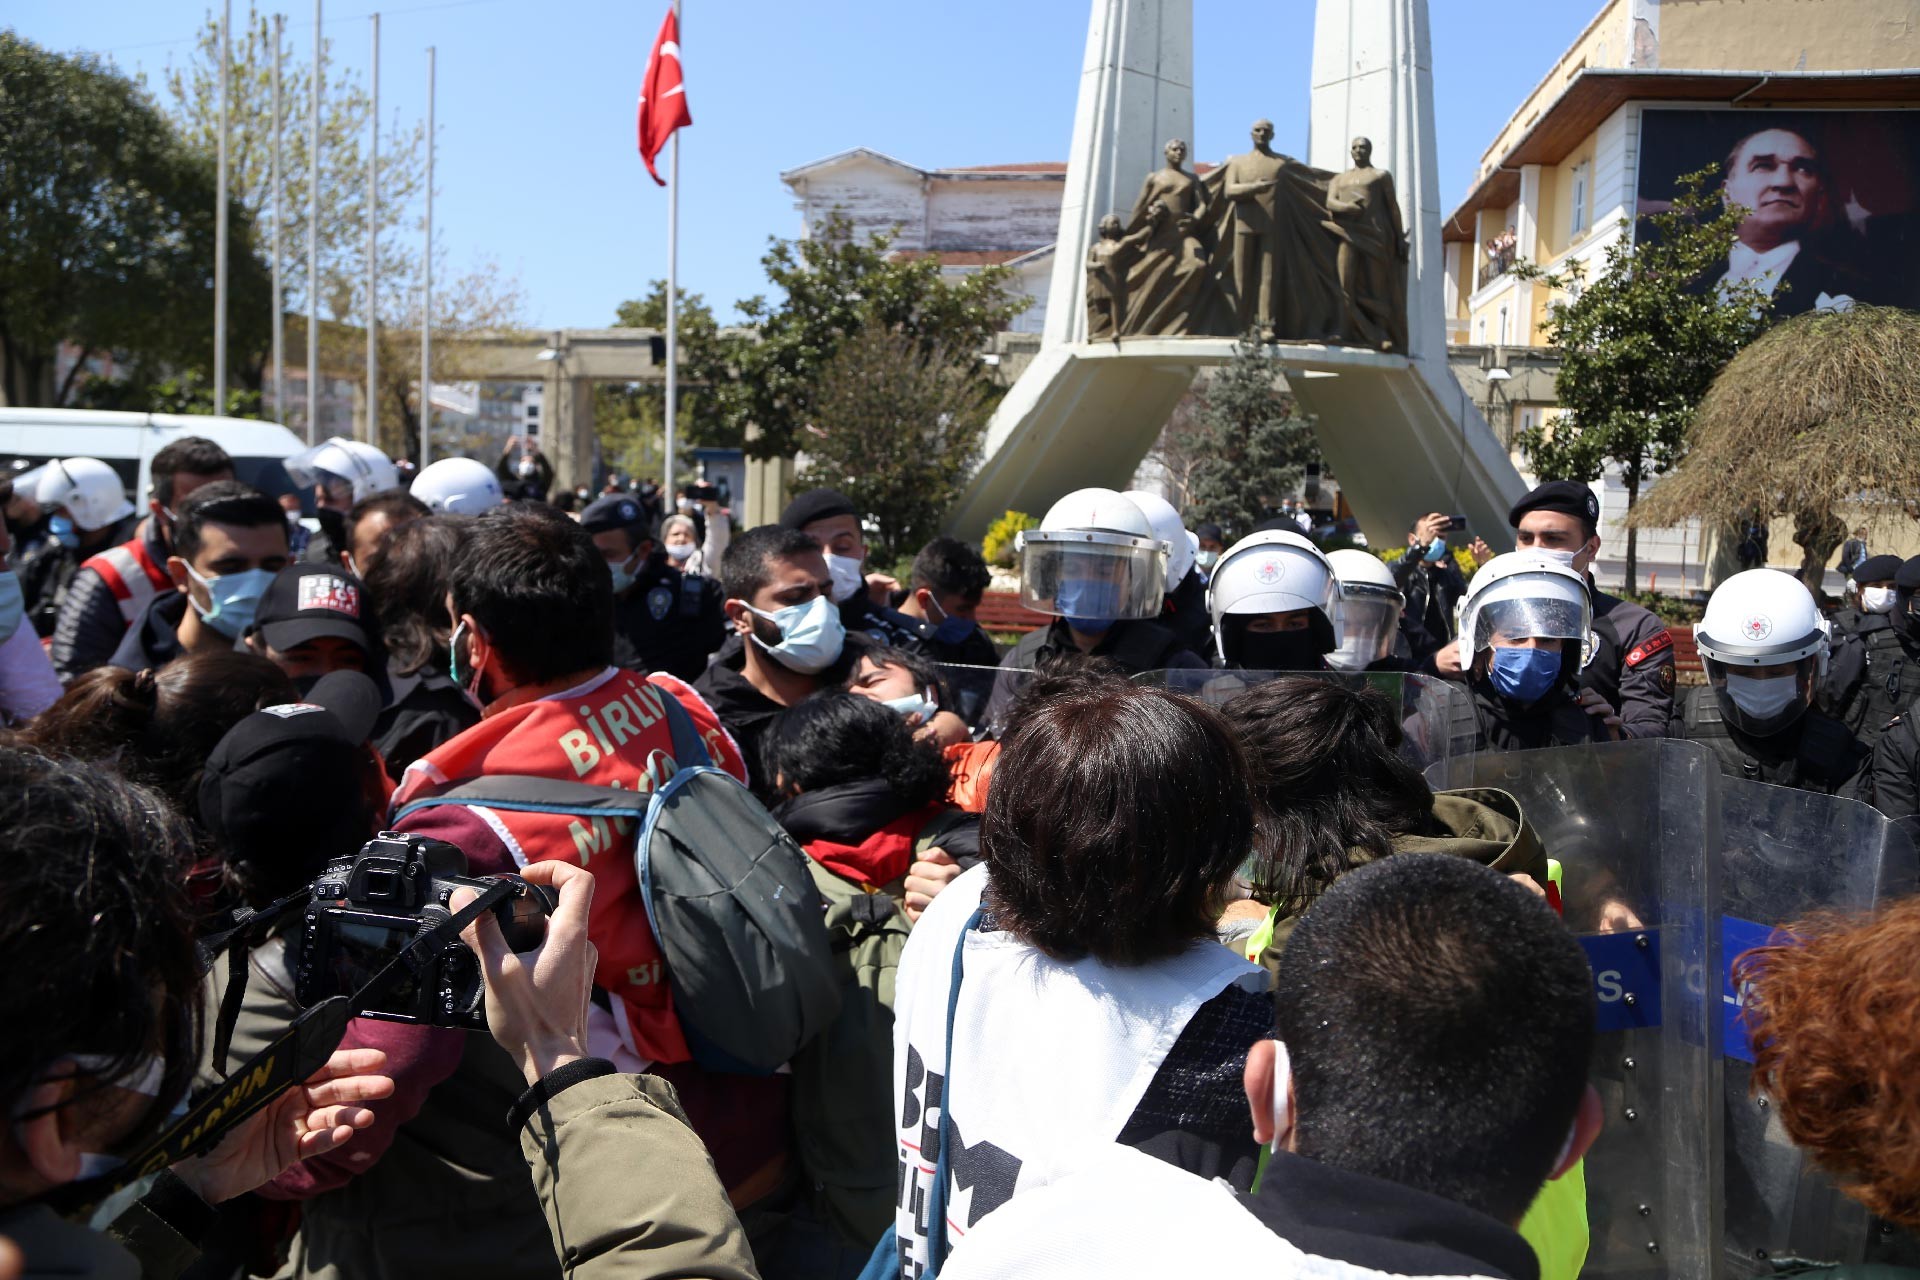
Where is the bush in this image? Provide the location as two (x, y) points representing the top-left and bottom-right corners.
(1376, 545), (1482, 577)
(983, 510), (1038, 569)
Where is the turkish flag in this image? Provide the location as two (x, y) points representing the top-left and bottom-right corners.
(636, 8), (690, 186)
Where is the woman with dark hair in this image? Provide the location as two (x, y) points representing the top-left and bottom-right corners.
(361, 515), (479, 777)
(0, 747), (389, 1276)
(843, 643), (970, 747)
(765, 692), (979, 904)
(1221, 675), (1551, 955)
(886, 670), (1269, 1276)
(1221, 674), (1585, 1280)
(1736, 898), (1920, 1261)
(13, 649), (297, 823)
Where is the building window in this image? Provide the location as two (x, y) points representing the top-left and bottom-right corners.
(1569, 161), (1590, 238)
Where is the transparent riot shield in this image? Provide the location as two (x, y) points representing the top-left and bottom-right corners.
(1135, 668), (1475, 776)
(1716, 778), (1920, 1274)
(1432, 739), (1720, 1280)
(933, 662), (1035, 738)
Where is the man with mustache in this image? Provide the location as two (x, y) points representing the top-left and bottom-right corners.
(1710, 126), (1869, 316)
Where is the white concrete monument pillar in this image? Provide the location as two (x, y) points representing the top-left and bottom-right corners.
(1041, 0), (1194, 347)
(1308, 0), (1444, 366)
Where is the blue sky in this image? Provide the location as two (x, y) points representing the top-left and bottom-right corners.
(12, 1), (1606, 328)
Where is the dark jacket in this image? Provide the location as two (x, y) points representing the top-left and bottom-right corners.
(1864, 706), (1920, 821)
(919, 618), (1000, 670)
(1468, 677), (1611, 753)
(370, 666), (481, 780)
(838, 591), (927, 652)
(50, 519), (174, 682)
(776, 777), (983, 878)
(1821, 612), (1920, 751)
(1160, 568), (1215, 661)
(109, 589), (192, 674)
(1585, 585), (1675, 740)
(21, 512), (140, 641)
(1391, 554), (1467, 664)
(999, 617), (1207, 678)
(609, 551), (728, 683)
(693, 632), (869, 799)
(1672, 685), (1868, 795)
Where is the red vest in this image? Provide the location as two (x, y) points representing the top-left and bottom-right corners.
(394, 668), (697, 1063)
(80, 537), (172, 623)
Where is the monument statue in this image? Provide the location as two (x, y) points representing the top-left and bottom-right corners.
(1077, 121), (1387, 350)
(1324, 136), (1410, 352)
(1118, 139), (1212, 335)
(1086, 213), (1155, 340)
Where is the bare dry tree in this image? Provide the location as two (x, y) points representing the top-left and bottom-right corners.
(1632, 305), (1920, 588)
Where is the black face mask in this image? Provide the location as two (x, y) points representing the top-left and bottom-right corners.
(1233, 628), (1325, 672)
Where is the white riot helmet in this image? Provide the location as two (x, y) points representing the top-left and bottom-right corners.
(1207, 530), (1338, 667)
(410, 457), (504, 516)
(1122, 490), (1195, 587)
(285, 437), (400, 504)
(1695, 568), (1830, 736)
(36, 457), (134, 532)
(1016, 487), (1169, 627)
(1326, 548), (1405, 672)
(1455, 553), (1595, 671)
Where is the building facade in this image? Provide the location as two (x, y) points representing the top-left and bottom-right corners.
(781, 149), (1064, 333)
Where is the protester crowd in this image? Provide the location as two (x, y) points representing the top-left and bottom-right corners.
(3, 435), (1919, 1280)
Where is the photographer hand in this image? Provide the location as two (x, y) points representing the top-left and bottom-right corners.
(171, 1048), (392, 1204)
(454, 862), (598, 1087)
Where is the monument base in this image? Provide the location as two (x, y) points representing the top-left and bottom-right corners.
(948, 339), (1526, 552)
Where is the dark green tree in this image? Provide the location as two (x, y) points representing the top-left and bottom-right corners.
(793, 325), (994, 564)
(601, 281), (733, 478)
(727, 213), (1026, 460)
(1513, 167), (1772, 592)
(1168, 335), (1318, 537)
(0, 32), (271, 407)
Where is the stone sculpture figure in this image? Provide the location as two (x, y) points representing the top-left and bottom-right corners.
(1119, 139), (1212, 335)
(1218, 120), (1289, 336)
(1086, 213), (1155, 340)
(1324, 136), (1410, 352)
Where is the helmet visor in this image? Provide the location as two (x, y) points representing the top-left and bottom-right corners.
(1330, 597), (1401, 671)
(1473, 597), (1587, 653)
(1019, 533), (1166, 623)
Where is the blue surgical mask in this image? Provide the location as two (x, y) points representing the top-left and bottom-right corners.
(609, 552), (640, 595)
(826, 554), (866, 605)
(184, 565), (275, 640)
(746, 595), (846, 674)
(925, 597), (976, 646)
(1424, 538), (1449, 563)
(0, 570), (23, 644)
(1054, 578), (1125, 634)
(1196, 549), (1221, 570)
(48, 514), (80, 550)
(1489, 645), (1562, 702)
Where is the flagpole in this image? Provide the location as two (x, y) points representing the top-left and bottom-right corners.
(663, 0), (680, 496)
(365, 12), (380, 445)
(214, 0), (230, 413)
(420, 44), (435, 467)
(306, 0), (322, 444)
(272, 14), (286, 424)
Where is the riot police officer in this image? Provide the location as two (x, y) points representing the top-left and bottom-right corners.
(1671, 569), (1866, 793)
(1821, 554), (1920, 750)
(1456, 553), (1617, 751)
(1508, 480), (1674, 739)
(1125, 489), (1212, 659)
(999, 487), (1206, 676)
(1208, 530), (1339, 671)
(1326, 548), (1409, 671)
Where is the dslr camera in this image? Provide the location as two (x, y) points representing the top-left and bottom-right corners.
(296, 831), (556, 1029)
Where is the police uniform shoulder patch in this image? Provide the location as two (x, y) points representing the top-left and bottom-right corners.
(1658, 664), (1676, 696)
(1624, 628), (1674, 668)
(646, 586), (673, 620)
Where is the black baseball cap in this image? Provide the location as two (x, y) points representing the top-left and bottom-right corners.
(779, 487), (857, 531)
(1508, 480), (1600, 530)
(251, 564), (378, 655)
(197, 671), (381, 884)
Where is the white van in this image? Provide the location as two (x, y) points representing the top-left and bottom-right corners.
(0, 408), (309, 507)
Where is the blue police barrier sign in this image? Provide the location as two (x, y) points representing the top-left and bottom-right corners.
(1721, 915), (1779, 1065)
(1580, 931), (1661, 1034)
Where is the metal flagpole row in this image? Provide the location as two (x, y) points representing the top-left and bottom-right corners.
(663, 0), (681, 494)
(306, 0), (322, 444)
(364, 12), (380, 445)
(420, 45), (435, 467)
(271, 15), (286, 425)
(214, 0), (231, 413)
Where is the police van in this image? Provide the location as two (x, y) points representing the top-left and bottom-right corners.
(0, 408), (307, 506)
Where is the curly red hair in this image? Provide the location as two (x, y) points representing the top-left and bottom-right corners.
(1736, 898), (1920, 1228)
